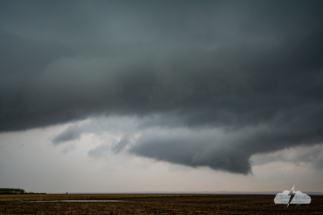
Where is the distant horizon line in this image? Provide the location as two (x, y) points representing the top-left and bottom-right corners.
(45, 191), (323, 195)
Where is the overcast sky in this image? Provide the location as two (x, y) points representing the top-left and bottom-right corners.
(0, 0), (323, 193)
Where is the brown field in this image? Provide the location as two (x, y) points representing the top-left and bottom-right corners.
(0, 194), (322, 214)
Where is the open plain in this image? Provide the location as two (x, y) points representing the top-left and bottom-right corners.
(0, 194), (322, 215)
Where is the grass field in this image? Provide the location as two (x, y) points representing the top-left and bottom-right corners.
(0, 194), (322, 214)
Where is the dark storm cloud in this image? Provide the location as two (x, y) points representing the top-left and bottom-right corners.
(129, 127), (254, 174)
(1, 0), (323, 173)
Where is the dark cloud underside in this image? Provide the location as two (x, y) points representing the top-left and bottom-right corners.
(1, 0), (323, 173)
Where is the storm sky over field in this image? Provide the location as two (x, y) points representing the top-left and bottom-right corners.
(1, 1), (323, 192)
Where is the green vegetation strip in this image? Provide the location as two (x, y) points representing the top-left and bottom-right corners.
(0, 188), (25, 194)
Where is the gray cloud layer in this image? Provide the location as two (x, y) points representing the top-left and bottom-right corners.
(1, 1), (323, 174)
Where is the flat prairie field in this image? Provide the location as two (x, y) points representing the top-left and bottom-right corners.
(0, 194), (322, 215)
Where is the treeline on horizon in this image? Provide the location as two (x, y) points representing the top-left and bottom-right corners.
(0, 188), (25, 194)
